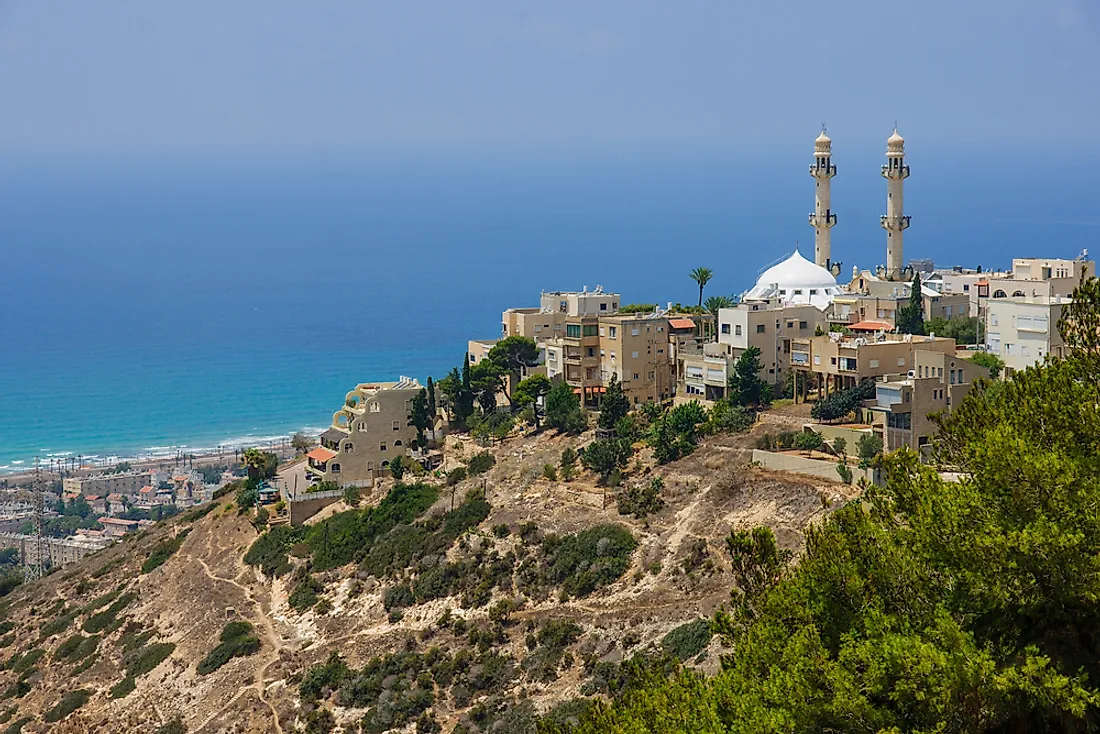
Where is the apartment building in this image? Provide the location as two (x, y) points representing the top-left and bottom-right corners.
(501, 288), (620, 344)
(790, 332), (957, 400)
(869, 349), (987, 453)
(984, 295), (1070, 375)
(63, 471), (148, 498)
(716, 301), (828, 384)
(545, 312), (674, 405)
(306, 377), (423, 485)
(834, 276), (971, 328)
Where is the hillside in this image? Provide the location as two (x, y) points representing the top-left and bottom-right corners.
(0, 424), (847, 733)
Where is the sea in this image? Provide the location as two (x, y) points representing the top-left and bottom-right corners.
(1, 147), (1097, 473)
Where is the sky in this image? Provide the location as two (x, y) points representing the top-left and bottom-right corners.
(0, 1), (1098, 159)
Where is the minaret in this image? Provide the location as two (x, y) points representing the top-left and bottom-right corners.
(808, 128), (837, 270)
(881, 128), (910, 280)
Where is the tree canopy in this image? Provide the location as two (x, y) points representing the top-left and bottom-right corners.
(895, 272), (926, 335)
(726, 346), (772, 410)
(597, 373), (630, 430)
(690, 267), (713, 309)
(545, 381), (586, 434)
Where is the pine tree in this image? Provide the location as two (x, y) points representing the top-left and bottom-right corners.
(598, 373), (630, 430)
(896, 272), (926, 335)
(726, 346), (772, 409)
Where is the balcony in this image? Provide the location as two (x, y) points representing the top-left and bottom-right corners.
(880, 214), (911, 231)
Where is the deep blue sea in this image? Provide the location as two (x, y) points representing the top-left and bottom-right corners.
(1, 149), (1097, 472)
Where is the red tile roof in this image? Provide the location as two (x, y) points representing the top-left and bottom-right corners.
(140, 486), (154, 494)
(107, 493), (123, 501)
(306, 447), (338, 462)
(99, 517), (138, 526)
(847, 320), (894, 332)
(668, 318), (696, 330)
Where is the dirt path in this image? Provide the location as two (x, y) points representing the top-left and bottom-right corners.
(188, 547), (286, 734)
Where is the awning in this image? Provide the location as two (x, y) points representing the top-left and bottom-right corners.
(668, 318), (696, 330)
(848, 320), (894, 332)
(572, 386), (607, 394)
(306, 447), (338, 462)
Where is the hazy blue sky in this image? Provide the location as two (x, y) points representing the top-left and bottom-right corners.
(0, 1), (1097, 156)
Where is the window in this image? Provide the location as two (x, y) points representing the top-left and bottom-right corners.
(392, 421), (400, 431)
(370, 402), (381, 413)
(379, 442), (387, 452)
(600, 349), (605, 357)
(631, 328), (640, 336)
(963, 284), (970, 292)
(534, 325), (542, 333)
(735, 325), (742, 336)
(633, 373), (640, 380)
(799, 321), (808, 330)
(367, 462), (374, 471)
(600, 303), (607, 311)
(394, 440), (402, 447)
(609, 327), (617, 338)
(610, 352), (615, 360)
(587, 347), (595, 357)
(756, 324), (766, 334)
(559, 300), (567, 312)
(599, 327), (605, 336)
(721, 324), (731, 334)
(358, 422), (366, 431)
(793, 289), (802, 295)
(869, 359), (879, 368)
(566, 324), (581, 338)
(344, 443), (353, 453)
(631, 351), (639, 359)
(331, 463), (341, 473)
(787, 321), (795, 328)
(990, 313), (998, 326)
(897, 357), (906, 366)
(810, 289), (818, 295)
(648, 371), (655, 379)
(583, 325), (598, 337)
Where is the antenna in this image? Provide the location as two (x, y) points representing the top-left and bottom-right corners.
(23, 458), (48, 583)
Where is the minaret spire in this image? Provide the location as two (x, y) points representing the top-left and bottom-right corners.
(881, 127), (910, 280)
(808, 127), (837, 270)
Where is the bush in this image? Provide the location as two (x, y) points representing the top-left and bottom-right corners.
(125, 642), (175, 677)
(857, 433), (884, 466)
(383, 584), (415, 611)
(617, 477), (665, 519)
(344, 485), (362, 507)
(153, 717), (187, 734)
(467, 452), (495, 476)
(707, 401), (754, 434)
(82, 592), (136, 633)
(109, 675), (136, 698)
(197, 621), (261, 675)
(660, 618), (712, 660)
(793, 431), (824, 453)
(836, 460), (854, 484)
(389, 455), (409, 480)
(446, 467), (467, 486)
(542, 464), (557, 481)
(544, 524), (637, 598)
(560, 448), (578, 481)
(810, 379), (877, 422)
(141, 529), (191, 574)
(289, 574), (324, 611)
(243, 524), (300, 577)
(236, 482), (259, 511)
(43, 689), (92, 723)
(40, 608), (79, 637)
(580, 438), (633, 484)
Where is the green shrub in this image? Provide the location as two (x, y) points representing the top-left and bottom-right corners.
(109, 675), (136, 698)
(197, 621), (261, 675)
(82, 592), (136, 633)
(153, 717), (187, 734)
(182, 502), (217, 523)
(53, 634), (87, 661)
(2, 717), (30, 734)
(39, 608), (79, 638)
(543, 524), (637, 598)
(125, 642), (175, 677)
(542, 463), (557, 481)
(141, 530), (191, 574)
(660, 618), (712, 660)
(7, 649), (43, 674)
(43, 688), (92, 723)
(617, 477), (665, 519)
(289, 574), (323, 611)
(243, 524), (300, 577)
(71, 652), (98, 675)
(446, 467), (467, 486)
(467, 452), (495, 476)
(91, 557), (124, 579)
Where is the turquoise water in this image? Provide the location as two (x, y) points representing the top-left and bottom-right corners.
(1, 151), (1097, 471)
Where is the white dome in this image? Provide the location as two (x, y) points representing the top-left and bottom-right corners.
(744, 249), (841, 309)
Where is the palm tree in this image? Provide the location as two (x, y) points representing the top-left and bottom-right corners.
(690, 267), (713, 309)
(703, 294), (736, 342)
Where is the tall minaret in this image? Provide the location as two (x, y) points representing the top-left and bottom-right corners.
(881, 128), (911, 280)
(808, 128), (837, 270)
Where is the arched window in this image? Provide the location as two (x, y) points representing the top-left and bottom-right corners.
(344, 443), (353, 453)
(330, 463), (341, 473)
(394, 440), (402, 447)
(1012, 290), (1026, 297)
(381, 460), (390, 468)
(992, 289), (1007, 298)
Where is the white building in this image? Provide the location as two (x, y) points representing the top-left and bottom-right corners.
(742, 249), (844, 310)
(984, 296), (1070, 375)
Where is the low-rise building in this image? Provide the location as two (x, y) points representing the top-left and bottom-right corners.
(99, 517), (139, 538)
(84, 495), (107, 515)
(63, 471), (148, 498)
(868, 349), (988, 453)
(501, 288), (621, 344)
(307, 377), (423, 485)
(984, 295), (1071, 375)
(106, 493), (126, 516)
(716, 300), (828, 388)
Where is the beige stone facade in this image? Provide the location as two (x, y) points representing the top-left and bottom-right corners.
(716, 301), (828, 385)
(984, 296), (1070, 375)
(869, 349), (987, 453)
(63, 472), (148, 498)
(306, 377), (423, 485)
(790, 333), (957, 399)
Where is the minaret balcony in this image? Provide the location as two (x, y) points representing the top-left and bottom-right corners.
(809, 163), (837, 177)
(880, 214), (911, 230)
(808, 212), (837, 227)
(881, 164), (911, 179)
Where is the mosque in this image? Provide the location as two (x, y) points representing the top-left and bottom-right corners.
(742, 128), (912, 311)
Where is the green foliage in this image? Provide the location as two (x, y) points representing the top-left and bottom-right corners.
(389, 454), (409, 480)
(810, 378), (877, 422)
(446, 467), (467, 486)
(467, 451), (495, 476)
(240, 448), (278, 481)
(968, 350), (1005, 379)
(125, 641), (175, 677)
(545, 381), (587, 434)
(291, 432), (313, 453)
(836, 459), (854, 484)
(141, 529), (191, 574)
(243, 524), (300, 577)
(792, 430), (824, 453)
(559, 448), (578, 481)
(43, 689), (91, 723)
(895, 272), (926, 335)
(689, 266), (713, 308)
(235, 481), (259, 510)
(597, 373), (630, 430)
(182, 502), (218, 523)
(410, 388), (433, 446)
(726, 346), (772, 409)
(0, 576), (20, 599)
(661, 619), (712, 660)
(6, 649), (43, 674)
(153, 717), (187, 734)
(197, 621), (261, 675)
(617, 477), (665, 519)
(82, 592), (136, 633)
(542, 524), (637, 598)
(857, 432), (884, 466)
(542, 463), (558, 481)
(580, 438), (633, 484)
(2, 718), (30, 734)
(648, 402), (707, 465)
(705, 400), (753, 434)
(617, 303), (657, 314)
(304, 708), (336, 734)
(40, 607), (79, 637)
(289, 572), (324, 611)
(926, 315), (981, 344)
(109, 675), (136, 698)
(514, 373), (553, 430)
